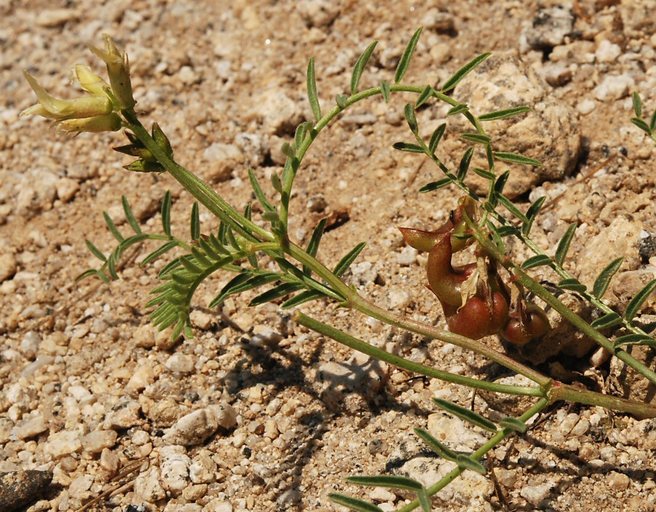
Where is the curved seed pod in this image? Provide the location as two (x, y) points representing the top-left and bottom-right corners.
(426, 233), (476, 307)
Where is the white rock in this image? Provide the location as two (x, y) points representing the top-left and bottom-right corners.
(81, 430), (118, 454)
(522, 7), (574, 50)
(68, 474), (93, 499)
(126, 362), (156, 393)
(421, 8), (456, 34)
(19, 331), (41, 360)
(520, 481), (556, 506)
(134, 467), (167, 503)
(202, 143), (242, 182)
(594, 75), (635, 101)
(253, 89), (303, 135)
(596, 40), (622, 63)
(607, 471), (630, 491)
(13, 414), (48, 440)
(105, 400), (142, 429)
(164, 404), (237, 446)
(0, 253), (17, 282)
(159, 445), (191, 494)
(297, 0), (339, 28)
(189, 451), (217, 484)
(134, 324), (157, 348)
(427, 412), (488, 451)
(577, 98), (596, 115)
(388, 288), (412, 309)
(203, 500), (233, 512)
(165, 353), (195, 374)
(36, 8), (78, 27)
(44, 430), (81, 458)
(55, 178), (79, 203)
(397, 246), (417, 266)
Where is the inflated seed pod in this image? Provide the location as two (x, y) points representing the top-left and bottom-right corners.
(501, 304), (551, 346)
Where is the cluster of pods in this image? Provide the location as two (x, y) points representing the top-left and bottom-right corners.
(400, 197), (550, 346)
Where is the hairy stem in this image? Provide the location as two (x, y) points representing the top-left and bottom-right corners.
(296, 312), (544, 397)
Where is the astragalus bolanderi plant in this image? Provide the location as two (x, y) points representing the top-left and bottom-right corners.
(23, 30), (656, 511)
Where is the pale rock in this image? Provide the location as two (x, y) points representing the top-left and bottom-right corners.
(203, 500), (233, 512)
(253, 88), (303, 136)
(68, 385), (92, 403)
(159, 445), (191, 495)
(428, 412), (488, 451)
(163, 403), (237, 446)
(19, 331), (41, 360)
(68, 474), (93, 499)
(134, 324), (157, 349)
(540, 62), (572, 87)
(181, 486), (207, 504)
(397, 246), (417, 266)
(0, 253), (17, 282)
(189, 451), (217, 484)
(13, 414), (48, 440)
(100, 448), (119, 474)
(318, 352), (387, 405)
(202, 143), (242, 182)
(44, 430), (81, 458)
(55, 178), (79, 203)
(520, 481), (556, 506)
(134, 467), (167, 503)
(234, 132), (268, 167)
(349, 261), (378, 285)
(105, 399), (142, 429)
(165, 353), (195, 374)
(421, 8), (456, 34)
(36, 8), (78, 26)
(132, 429), (151, 445)
(578, 216), (641, 293)
(608, 471), (630, 491)
(449, 53), (581, 197)
(190, 310), (213, 330)
(16, 169), (58, 217)
(178, 65), (199, 85)
(277, 489), (301, 507)
(370, 487), (396, 502)
(577, 98), (596, 115)
(594, 75), (635, 101)
(126, 362), (156, 393)
(81, 430), (117, 454)
(522, 6), (574, 50)
(297, 0), (339, 28)
(596, 40), (622, 63)
(387, 288), (412, 309)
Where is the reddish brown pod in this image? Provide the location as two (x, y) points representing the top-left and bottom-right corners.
(501, 304), (551, 347)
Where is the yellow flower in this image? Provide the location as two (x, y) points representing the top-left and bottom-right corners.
(22, 71), (112, 120)
(74, 64), (111, 97)
(58, 113), (122, 133)
(89, 34), (135, 109)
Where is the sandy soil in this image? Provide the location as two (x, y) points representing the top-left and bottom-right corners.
(2, 1), (656, 511)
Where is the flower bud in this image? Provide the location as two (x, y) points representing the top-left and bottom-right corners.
(74, 64), (110, 97)
(58, 113), (121, 133)
(89, 34), (135, 109)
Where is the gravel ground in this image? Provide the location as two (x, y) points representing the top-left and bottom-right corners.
(2, 1), (656, 511)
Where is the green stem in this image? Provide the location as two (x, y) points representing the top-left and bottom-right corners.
(121, 109), (274, 244)
(287, 243), (550, 386)
(279, 84), (459, 228)
(296, 312), (544, 397)
(396, 398), (550, 512)
(549, 381), (656, 418)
